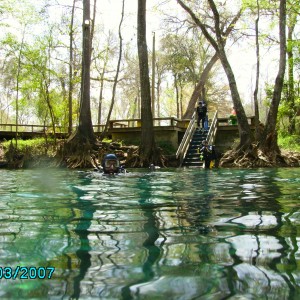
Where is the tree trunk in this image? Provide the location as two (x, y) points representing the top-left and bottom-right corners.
(156, 64), (161, 119)
(207, 0), (252, 149)
(60, 0), (98, 169)
(76, 0), (95, 142)
(287, 14), (296, 134)
(68, 0), (76, 135)
(174, 74), (180, 118)
(90, 0), (97, 55)
(218, 47), (252, 149)
(259, 0), (286, 153)
(137, 0), (159, 166)
(253, 0), (261, 141)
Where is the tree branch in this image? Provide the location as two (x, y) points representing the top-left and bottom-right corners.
(176, 0), (219, 51)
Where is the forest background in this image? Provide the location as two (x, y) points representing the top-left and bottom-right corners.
(0, 0), (299, 166)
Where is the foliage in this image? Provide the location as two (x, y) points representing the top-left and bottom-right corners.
(0, 0), (299, 166)
(156, 141), (176, 155)
(278, 133), (300, 152)
(2, 137), (58, 156)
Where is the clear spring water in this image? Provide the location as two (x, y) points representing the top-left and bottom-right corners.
(0, 168), (299, 299)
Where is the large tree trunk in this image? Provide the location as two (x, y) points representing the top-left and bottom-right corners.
(174, 74), (180, 118)
(61, 0), (97, 169)
(76, 0), (95, 142)
(259, 0), (286, 154)
(253, 0), (261, 141)
(68, 0), (76, 135)
(137, 0), (160, 166)
(207, 0), (252, 149)
(217, 47), (252, 149)
(287, 13), (296, 134)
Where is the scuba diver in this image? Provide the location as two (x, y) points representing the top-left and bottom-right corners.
(199, 140), (217, 169)
(98, 153), (126, 175)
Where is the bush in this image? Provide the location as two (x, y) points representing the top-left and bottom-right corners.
(278, 134), (300, 152)
(2, 138), (58, 156)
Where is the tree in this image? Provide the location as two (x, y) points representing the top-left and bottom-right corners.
(68, 0), (95, 143)
(62, 0), (97, 168)
(137, 0), (160, 166)
(175, 5), (242, 119)
(285, 0), (298, 134)
(177, 0), (252, 150)
(178, 0), (292, 166)
(253, 0), (261, 140)
(160, 32), (202, 118)
(259, 0), (286, 154)
(68, 0), (76, 134)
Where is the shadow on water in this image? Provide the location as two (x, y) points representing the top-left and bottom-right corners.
(121, 174), (162, 300)
(69, 173), (97, 300)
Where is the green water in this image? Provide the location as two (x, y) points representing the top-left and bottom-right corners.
(0, 168), (299, 299)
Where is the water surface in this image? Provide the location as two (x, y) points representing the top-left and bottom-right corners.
(0, 168), (299, 299)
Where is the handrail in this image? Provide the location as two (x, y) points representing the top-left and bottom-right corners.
(206, 111), (218, 145)
(176, 112), (196, 167)
(108, 117), (190, 128)
(0, 117), (194, 134)
(0, 124), (66, 133)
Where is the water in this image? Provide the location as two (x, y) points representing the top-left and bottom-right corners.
(0, 168), (299, 299)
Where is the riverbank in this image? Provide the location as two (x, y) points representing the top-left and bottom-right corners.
(0, 137), (299, 169)
(0, 138), (179, 169)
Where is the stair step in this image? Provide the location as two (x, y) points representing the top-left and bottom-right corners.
(183, 162), (204, 167)
(189, 144), (203, 149)
(184, 156), (202, 160)
(186, 155), (200, 160)
(184, 159), (203, 163)
(181, 124), (210, 167)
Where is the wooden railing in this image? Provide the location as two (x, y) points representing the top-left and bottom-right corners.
(108, 117), (189, 129)
(0, 124), (66, 133)
(206, 111), (218, 145)
(217, 116), (255, 126)
(0, 117), (190, 135)
(176, 112), (196, 167)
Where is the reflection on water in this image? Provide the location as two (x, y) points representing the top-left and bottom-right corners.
(0, 168), (300, 299)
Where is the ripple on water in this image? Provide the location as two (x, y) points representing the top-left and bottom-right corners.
(0, 168), (299, 299)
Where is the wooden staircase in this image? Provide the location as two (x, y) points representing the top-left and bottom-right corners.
(176, 111), (218, 168)
(182, 129), (208, 167)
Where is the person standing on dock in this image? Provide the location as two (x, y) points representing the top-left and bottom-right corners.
(196, 100), (207, 131)
(228, 107), (237, 125)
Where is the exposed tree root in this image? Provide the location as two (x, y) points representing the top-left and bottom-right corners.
(57, 135), (99, 169)
(125, 146), (166, 168)
(4, 142), (26, 168)
(220, 143), (300, 168)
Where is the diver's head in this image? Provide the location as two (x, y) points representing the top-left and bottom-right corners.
(102, 154), (120, 174)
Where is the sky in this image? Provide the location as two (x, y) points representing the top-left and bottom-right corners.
(38, 0), (283, 106)
(2, 0), (286, 113)
(98, 0), (262, 103)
